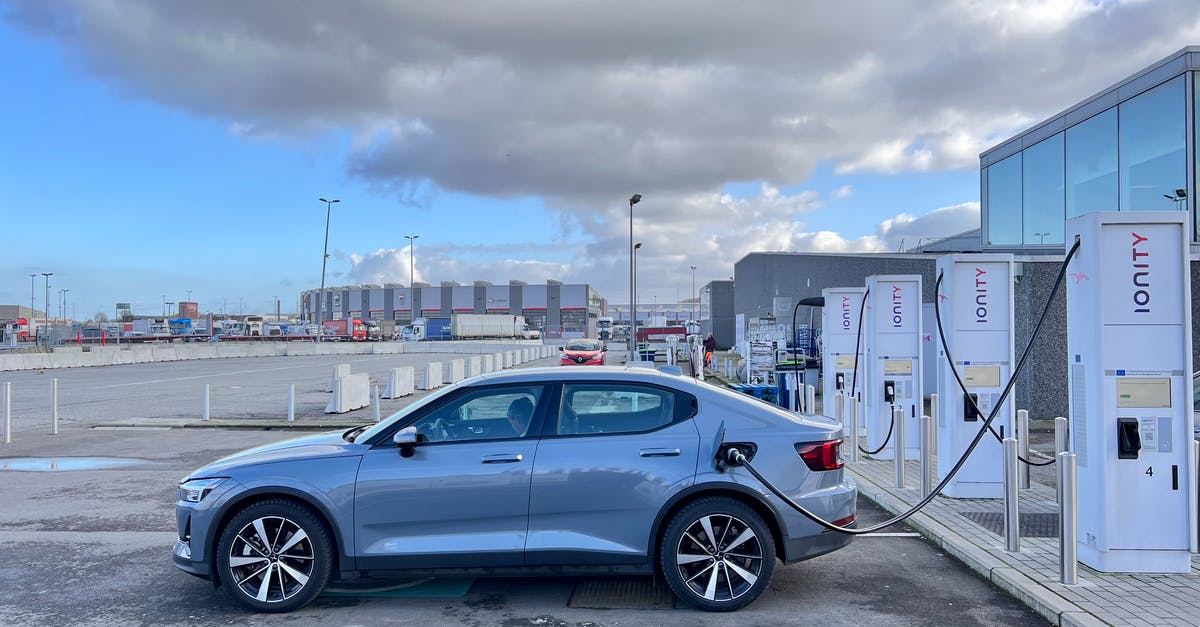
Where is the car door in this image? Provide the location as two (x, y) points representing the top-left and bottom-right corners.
(353, 384), (547, 570)
(525, 381), (700, 565)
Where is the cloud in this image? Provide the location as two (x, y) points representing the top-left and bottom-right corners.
(7, 1), (1193, 303)
(10, 1), (1198, 195)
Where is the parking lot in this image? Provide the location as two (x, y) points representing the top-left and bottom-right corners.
(0, 352), (1046, 626)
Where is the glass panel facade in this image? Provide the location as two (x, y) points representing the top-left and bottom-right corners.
(986, 154), (1022, 246)
(985, 73), (1194, 247)
(1066, 108), (1117, 218)
(1022, 133), (1064, 245)
(1119, 75), (1186, 212)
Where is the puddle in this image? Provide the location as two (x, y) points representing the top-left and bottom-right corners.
(0, 457), (150, 471)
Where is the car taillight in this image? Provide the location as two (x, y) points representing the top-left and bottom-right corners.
(795, 440), (843, 471)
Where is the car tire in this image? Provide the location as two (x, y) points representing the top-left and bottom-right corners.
(216, 499), (333, 613)
(660, 496), (775, 612)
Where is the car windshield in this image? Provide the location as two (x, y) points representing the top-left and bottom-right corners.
(351, 384), (461, 443)
(565, 340), (600, 351)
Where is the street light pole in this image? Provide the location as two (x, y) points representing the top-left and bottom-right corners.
(41, 272), (52, 344)
(318, 197), (340, 341)
(628, 194), (641, 358)
(633, 242), (642, 359)
(29, 274), (36, 329)
(690, 265), (697, 326)
(404, 234), (419, 290)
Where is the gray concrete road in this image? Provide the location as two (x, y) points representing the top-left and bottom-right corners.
(0, 355), (1047, 625)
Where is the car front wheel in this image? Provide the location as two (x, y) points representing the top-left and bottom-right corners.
(216, 499), (333, 613)
(660, 496), (776, 611)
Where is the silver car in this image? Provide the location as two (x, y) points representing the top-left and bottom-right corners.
(174, 366), (856, 612)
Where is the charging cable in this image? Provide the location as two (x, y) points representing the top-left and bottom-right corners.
(723, 240), (1080, 534)
(932, 240), (1080, 467)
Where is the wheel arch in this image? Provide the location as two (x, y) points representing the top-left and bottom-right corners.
(206, 486), (349, 585)
(648, 482), (787, 567)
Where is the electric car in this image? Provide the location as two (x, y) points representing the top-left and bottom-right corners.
(558, 338), (606, 365)
(173, 366), (856, 613)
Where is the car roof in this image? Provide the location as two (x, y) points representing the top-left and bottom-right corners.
(470, 365), (696, 387)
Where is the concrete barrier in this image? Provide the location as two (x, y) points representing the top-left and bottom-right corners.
(421, 362), (443, 390)
(482, 354), (495, 373)
(325, 372), (371, 413)
(383, 366), (415, 398)
(0, 339), (549, 372)
(445, 359), (466, 384)
(467, 356), (482, 378)
(328, 363), (351, 392)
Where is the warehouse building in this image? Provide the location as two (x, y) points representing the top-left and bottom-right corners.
(300, 280), (606, 338)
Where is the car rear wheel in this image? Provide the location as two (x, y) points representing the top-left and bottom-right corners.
(216, 499), (333, 613)
(660, 496), (775, 611)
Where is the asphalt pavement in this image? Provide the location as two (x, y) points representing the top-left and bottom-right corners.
(0, 351), (1049, 626)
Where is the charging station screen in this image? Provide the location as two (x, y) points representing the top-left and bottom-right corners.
(1115, 378), (1172, 408)
(884, 359), (912, 376)
(963, 366), (1001, 388)
(835, 355), (856, 369)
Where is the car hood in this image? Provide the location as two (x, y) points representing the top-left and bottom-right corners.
(187, 430), (359, 478)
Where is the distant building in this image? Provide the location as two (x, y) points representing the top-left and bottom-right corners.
(300, 280), (606, 338)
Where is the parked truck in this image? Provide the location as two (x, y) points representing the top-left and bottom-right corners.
(321, 318), (369, 341)
(401, 317), (451, 341)
(402, 314), (539, 341)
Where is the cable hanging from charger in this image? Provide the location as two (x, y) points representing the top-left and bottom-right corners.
(931, 271), (1056, 463)
(726, 239), (1081, 535)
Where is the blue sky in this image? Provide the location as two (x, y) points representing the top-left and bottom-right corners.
(1, 1), (1195, 321)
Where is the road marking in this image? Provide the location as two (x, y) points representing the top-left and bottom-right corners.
(92, 356), (399, 389)
(859, 532), (923, 537)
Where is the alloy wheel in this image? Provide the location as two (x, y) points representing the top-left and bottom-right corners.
(674, 513), (764, 603)
(227, 515), (316, 604)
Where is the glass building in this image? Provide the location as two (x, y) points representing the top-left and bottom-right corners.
(981, 47), (1198, 250)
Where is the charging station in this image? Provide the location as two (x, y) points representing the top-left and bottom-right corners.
(935, 254), (1014, 498)
(1066, 211), (1196, 573)
(863, 275), (922, 460)
(822, 287), (866, 432)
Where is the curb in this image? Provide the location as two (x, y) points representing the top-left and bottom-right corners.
(854, 479), (1095, 627)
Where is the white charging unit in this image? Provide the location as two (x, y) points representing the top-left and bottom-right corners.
(1066, 211), (1195, 573)
(934, 254), (1014, 498)
(863, 275), (923, 460)
(822, 287), (867, 433)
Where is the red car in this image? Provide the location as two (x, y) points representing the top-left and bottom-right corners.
(559, 338), (606, 366)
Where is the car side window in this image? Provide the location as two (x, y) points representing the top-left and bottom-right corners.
(411, 385), (543, 443)
(556, 383), (678, 436)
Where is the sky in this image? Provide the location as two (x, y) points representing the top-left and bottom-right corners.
(2, 1), (1199, 321)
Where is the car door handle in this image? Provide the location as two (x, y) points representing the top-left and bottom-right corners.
(639, 448), (681, 457)
(480, 454), (524, 464)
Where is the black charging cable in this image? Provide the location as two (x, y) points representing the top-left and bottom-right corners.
(858, 403), (896, 455)
(933, 271), (1055, 467)
(723, 239), (1080, 534)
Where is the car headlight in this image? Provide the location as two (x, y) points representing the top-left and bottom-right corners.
(179, 477), (227, 503)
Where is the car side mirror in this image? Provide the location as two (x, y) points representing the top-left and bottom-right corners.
(602, 346), (608, 351)
(393, 426), (422, 458)
(558, 346), (564, 351)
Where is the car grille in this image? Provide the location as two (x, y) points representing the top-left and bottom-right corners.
(572, 356), (590, 363)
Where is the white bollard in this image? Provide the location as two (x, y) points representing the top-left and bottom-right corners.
(202, 383), (211, 421)
(849, 397), (860, 464)
(288, 384), (295, 422)
(1017, 409), (1030, 490)
(894, 405), (905, 488)
(920, 415), (934, 496)
(1058, 451), (1078, 584)
(373, 384), (381, 422)
(51, 378), (59, 435)
(3, 381), (10, 444)
(1054, 416), (1070, 455)
(805, 385), (816, 416)
(1003, 436), (1020, 552)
